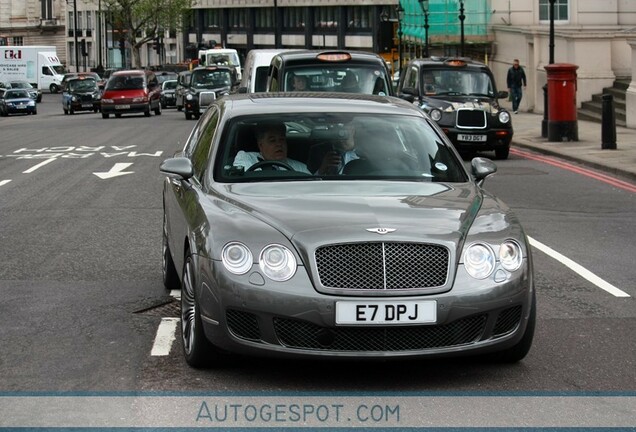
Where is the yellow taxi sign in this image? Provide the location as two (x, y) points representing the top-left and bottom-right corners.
(316, 53), (352, 62)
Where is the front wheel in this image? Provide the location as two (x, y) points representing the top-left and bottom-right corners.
(102, 112), (109, 119)
(49, 84), (59, 93)
(181, 254), (223, 368)
(495, 145), (510, 160)
(154, 102), (162, 116)
(491, 292), (536, 363)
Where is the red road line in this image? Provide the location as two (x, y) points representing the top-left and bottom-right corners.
(510, 148), (636, 193)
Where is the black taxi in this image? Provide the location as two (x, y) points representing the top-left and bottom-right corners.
(265, 50), (394, 96)
(62, 76), (101, 115)
(397, 57), (512, 159)
(183, 66), (236, 120)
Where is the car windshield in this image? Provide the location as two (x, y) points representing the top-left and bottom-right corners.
(10, 82), (32, 89)
(163, 80), (178, 90)
(68, 79), (97, 92)
(6, 90), (30, 99)
(216, 113), (468, 183)
(283, 66), (391, 95)
(422, 69), (495, 96)
(106, 75), (145, 90)
(191, 70), (232, 89)
(205, 53), (239, 68)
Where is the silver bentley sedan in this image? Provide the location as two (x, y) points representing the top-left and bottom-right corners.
(160, 93), (535, 368)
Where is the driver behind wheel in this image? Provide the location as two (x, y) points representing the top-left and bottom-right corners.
(233, 122), (311, 173)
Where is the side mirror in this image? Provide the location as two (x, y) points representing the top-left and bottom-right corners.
(160, 157), (194, 180)
(471, 157), (497, 186)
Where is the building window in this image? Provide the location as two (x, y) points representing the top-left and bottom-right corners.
(68, 42), (75, 66)
(203, 9), (221, 30)
(539, 0), (568, 21)
(86, 11), (93, 37)
(255, 8), (274, 31)
(314, 6), (338, 31)
(283, 8), (305, 31)
(12, 36), (24, 46)
(346, 6), (372, 30)
(78, 11), (83, 31)
(228, 9), (247, 30)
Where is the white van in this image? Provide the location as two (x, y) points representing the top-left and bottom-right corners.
(238, 49), (297, 93)
(198, 48), (242, 81)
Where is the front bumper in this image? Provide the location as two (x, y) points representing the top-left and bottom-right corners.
(69, 100), (100, 112)
(441, 127), (513, 152)
(195, 256), (534, 360)
(5, 105), (36, 114)
(101, 102), (148, 114)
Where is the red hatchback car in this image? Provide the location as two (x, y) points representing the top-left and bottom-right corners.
(100, 69), (162, 118)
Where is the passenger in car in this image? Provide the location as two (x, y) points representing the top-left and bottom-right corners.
(233, 122), (311, 173)
(309, 123), (359, 175)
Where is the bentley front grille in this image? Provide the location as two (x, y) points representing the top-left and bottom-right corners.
(456, 109), (487, 129)
(274, 315), (487, 351)
(315, 242), (449, 290)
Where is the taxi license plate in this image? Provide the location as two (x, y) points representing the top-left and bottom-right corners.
(336, 300), (436, 325)
(115, 104), (130, 110)
(82, 103), (93, 108)
(458, 134), (487, 142)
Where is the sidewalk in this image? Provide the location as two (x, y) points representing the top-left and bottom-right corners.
(510, 111), (636, 181)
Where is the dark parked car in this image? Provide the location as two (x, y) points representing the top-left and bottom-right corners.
(265, 50), (394, 96)
(160, 79), (178, 108)
(61, 72), (105, 92)
(0, 89), (37, 116)
(62, 76), (101, 114)
(100, 69), (162, 118)
(183, 65), (235, 120)
(160, 93), (535, 368)
(397, 57), (513, 159)
(2, 80), (42, 102)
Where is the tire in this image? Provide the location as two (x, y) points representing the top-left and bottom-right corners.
(495, 146), (510, 160)
(102, 112), (109, 119)
(154, 102), (162, 116)
(32, 110), (37, 115)
(162, 212), (180, 291)
(181, 253), (221, 368)
(69, 107), (74, 115)
(63, 108), (68, 115)
(49, 84), (59, 93)
(144, 104), (151, 117)
(115, 113), (121, 118)
(185, 112), (192, 120)
(177, 105), (183, 112)
(491, 292), (536, 363)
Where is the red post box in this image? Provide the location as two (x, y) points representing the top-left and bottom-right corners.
(545, 63), (579, 141)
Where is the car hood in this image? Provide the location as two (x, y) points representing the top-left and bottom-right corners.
(6, 97), (33, 103)
(213, 181), (492, 249)
(420, 95), (501, 113)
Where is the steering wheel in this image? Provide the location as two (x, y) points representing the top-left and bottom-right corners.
(246, 160), (295, 172)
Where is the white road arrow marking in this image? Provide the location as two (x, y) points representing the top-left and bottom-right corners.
(93, 162), (134, 179)
(23, 158), (57, 173)
(0, 180), (12, 187)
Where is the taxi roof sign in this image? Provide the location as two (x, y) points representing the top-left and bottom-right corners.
(445, 59), (468, 67)
(316, 52), (352, 62)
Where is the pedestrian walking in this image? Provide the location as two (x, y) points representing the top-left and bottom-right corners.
(507, 59), (527, 114)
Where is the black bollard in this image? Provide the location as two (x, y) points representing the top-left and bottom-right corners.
(541, 84), (548, 138)
(601, 94), (617, 150)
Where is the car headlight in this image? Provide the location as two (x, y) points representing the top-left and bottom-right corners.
(71, 96), (78, 102)
(498, 111), (511, 124)
(132, 96), (147, 103)
(186, 94), (194, 101)
(464, 243), (495, 279)
(499, 240), (523, 272)
(28, 100), (35, 106)
(222, 242), (253, 275)
(429, 109), (442, 122)
(259, 244), (296, 281)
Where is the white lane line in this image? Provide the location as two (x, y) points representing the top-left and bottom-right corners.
(150, 318), (179, 356)
(23, 158), (56, 173)
(528, 236), (630, 298)
(0, 180), (12, 187)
